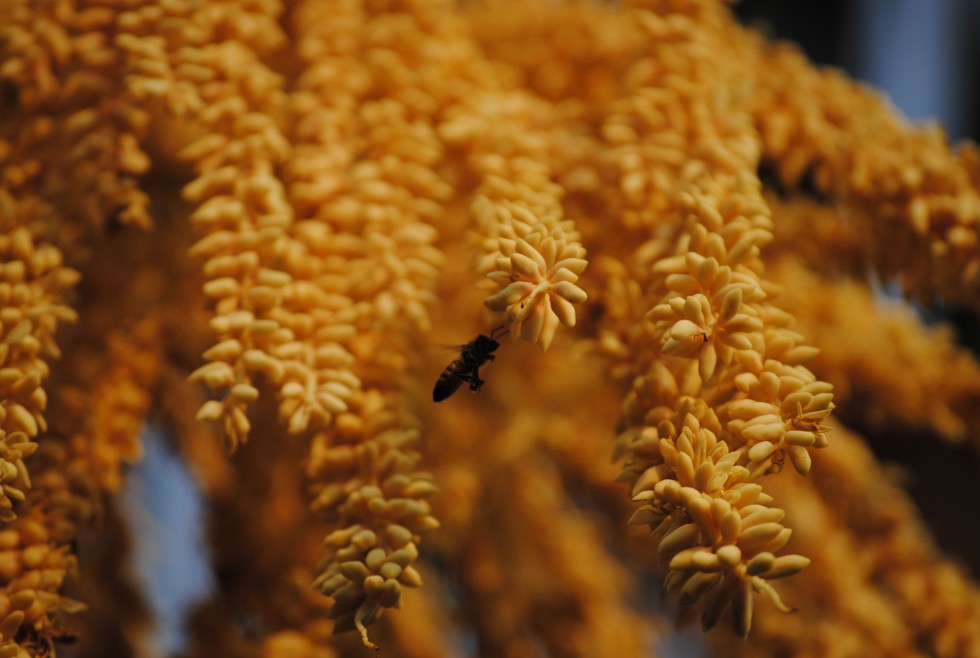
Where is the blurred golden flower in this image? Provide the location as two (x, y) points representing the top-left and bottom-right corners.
(1, 0), (980, 656)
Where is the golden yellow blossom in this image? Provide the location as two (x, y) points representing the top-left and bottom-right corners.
(0, 229), (77, 520)
(1, 0), (980, 656)
(646, 253), (766, 382)
(621, 400), (809, 636)
(482, 212), (588, 349)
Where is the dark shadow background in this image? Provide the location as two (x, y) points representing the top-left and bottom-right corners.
(736, 0), (980, 141)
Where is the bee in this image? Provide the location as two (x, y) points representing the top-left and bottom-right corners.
(432, 326), (508, 402)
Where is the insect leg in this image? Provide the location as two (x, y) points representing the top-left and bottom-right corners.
(468, 366), (484, 391)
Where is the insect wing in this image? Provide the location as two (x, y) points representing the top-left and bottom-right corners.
(435, 342), (468, 351)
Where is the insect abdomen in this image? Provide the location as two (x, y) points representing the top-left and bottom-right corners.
(432, 360), (465, 402)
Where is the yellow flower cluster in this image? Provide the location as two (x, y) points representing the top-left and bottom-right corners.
(585, 5), (838, 634)
(2, 0), (980, 656)
(745, 39), (980, 306)
(625, 404), (810, 636)
(481, 205), (588, 349)
(0, 230), (78, 523)
(707, 428), (980, 658)
(0, 230), (169, 653)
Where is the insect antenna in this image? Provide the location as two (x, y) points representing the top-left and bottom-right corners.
(490, 325), (510, 339)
